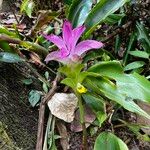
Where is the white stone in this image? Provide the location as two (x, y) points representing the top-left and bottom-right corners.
(48, 93), (78, 123)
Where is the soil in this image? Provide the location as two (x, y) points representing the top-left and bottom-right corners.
(0, 63), (39, 149)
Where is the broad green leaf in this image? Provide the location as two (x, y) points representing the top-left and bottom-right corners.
(129, 50), (149, 59)
(68, 0), (93, 27)
(58, 64), (84, 78)
(61, 77), (76, 89)
(104, 13), (125, 25)
(28, 90), (41, 107)
(20, 0), (35, 18)
(115, 73), (150, 103)
(0, 52), (24, 63)
(85, 76), (150, 119)
(84, 0), (128, 37)
(124, 61), (145, 71)
(136, 22), (150, 53)
(88, 61), (124, 78)
(87, 61), (150, 104)
(94, 132), (128, 150)
(82, 93), (105, 113)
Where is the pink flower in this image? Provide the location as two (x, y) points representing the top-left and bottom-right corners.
(44, 21), (103, 64)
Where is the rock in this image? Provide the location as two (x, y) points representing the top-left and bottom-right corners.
(48, 93), (78, 123)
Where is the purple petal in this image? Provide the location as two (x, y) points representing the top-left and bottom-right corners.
(62, 21), (72, 50)
(74, 40), (104, 56)
(45, 51), (61, 63)
(44, 48), (69, 63)
(71, 25), (86, 49)
(43, 34), (66, 49)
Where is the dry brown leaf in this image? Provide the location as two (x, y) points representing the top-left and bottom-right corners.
(137, 102), (150, 135)
(56, 120), (69, 150)
(71, 105), (96, 132)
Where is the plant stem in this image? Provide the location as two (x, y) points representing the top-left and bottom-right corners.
(76, 93), (87, 150)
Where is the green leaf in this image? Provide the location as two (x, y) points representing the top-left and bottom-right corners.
(84, 0), (128, 37)
(61, 77), (76, 89)
(45, 71), (49, 80)
(82, 93), (105, 113)
(129, 50), (149, 59)
(136, 22), (150, 53)
(68, 0), (93, 27)
(22, 78), (33, 85)
(115, 73), (150, 103)
(124, 61), (145, 71)
(42, 82), (49, 93)
(20, 0), (35, 18)
(58, 64), (84, 78)
(88, 61), (124, 78)
(85, 76), (150, 119)
(0, 25), (18, 37)
(123, 31), (136, 65)
(94, 132), (128, 150)
(104, 13), (125, 25)
(64, 0), (73, 5)
(28, 90), (41, 107)
(0, 52), (25, 63)
(82, 93), (107, 126)
(0, 41), (13, 52)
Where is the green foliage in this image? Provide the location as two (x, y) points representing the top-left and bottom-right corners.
(82, 93), (107, 126)
(94, 132), (128, 150)
(104, 13), (125, 25)
(124, 61), (145, 71)
(85, 75), (150, 119)
(0, 52), (25, 63)
(22, 78), (33, 85)
(136, 22), (150, 53)
(28, 90), (42, 107)
(20, 0), (35, 18)
(84, 0), (128, 37)
(68, 0), (93, 27)
(129, 50), (149, 59)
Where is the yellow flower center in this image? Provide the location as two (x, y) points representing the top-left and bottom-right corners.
(77, 83), (87, 93)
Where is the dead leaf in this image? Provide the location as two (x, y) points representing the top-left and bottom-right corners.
(30, 10), (59, 36)
(137, 102), (150, 135)
(71, 105), (96, 132)
(56, 120), (69, 150)
(48, 93), (78, 123)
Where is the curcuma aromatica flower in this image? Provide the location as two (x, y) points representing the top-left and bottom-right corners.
(44, 21), (103, 64)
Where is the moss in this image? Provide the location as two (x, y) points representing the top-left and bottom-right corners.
(0, 122), (20, 150)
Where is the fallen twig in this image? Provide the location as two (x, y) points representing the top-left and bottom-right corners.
(36, 74), (60, 150)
